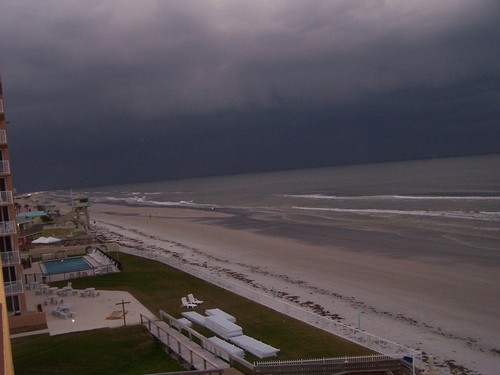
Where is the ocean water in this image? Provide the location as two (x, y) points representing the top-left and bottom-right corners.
(49, 154), (500, 262)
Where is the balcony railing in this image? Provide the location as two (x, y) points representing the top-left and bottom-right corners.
(0, 160), (10, 175)
(0, 250), (20, 265)
(0, 130), (6, 145)
(4, 280), (23, 296)
(0, 221), (16, 235)
(0, 190), (13, 205)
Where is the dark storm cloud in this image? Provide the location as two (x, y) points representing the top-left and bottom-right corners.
(0, 0), (499, 192)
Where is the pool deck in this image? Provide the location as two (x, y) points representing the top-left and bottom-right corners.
(16, 286), (157, 337)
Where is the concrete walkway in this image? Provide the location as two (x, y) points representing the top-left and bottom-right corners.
(10, 328), (49, 338)
(20, 286), (157, 336)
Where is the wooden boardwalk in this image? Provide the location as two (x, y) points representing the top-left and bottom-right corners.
(145, 319), (229, 371)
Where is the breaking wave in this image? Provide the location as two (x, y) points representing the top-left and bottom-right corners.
(285, 194), (500, 201)
(292, 206), (500, 221)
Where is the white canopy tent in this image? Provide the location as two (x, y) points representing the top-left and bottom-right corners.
(32, 236), (61, 244)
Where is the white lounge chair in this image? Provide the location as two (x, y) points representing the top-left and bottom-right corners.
(181, 297), (197, 308)
(188, 293), (203, 305)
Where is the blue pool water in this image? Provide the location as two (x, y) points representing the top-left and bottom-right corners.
(41, 257), (93, 275)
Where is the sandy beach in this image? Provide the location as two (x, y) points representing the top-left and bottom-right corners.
(89, 203), (499, 375)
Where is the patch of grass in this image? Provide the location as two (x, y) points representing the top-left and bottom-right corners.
(59, 252), (372, 360)
(12, 325), (184, 375)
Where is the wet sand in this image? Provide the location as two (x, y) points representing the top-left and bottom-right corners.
(90, 203), (499, 375)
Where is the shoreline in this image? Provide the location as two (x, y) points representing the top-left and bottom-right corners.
(89, 203), (498, 375)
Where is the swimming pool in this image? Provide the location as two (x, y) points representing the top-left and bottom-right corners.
(41, 257), (93, 275)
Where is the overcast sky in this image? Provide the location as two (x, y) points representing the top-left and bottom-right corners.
(1, 0), (499, 192)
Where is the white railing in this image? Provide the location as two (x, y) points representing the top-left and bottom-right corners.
(0, 130), (6, 144)
(0, 250), (20, 265)
(141, 314), (227, 372)
(254, 354), (415, 375)
(256, 354), (395, 366)
(0, 221), (16, 235)
(159, 309), (254, 370)
(0, 160), (10, 175)
(4, 280), (23, 295)
(0, 190), (13, 205)
(123, 247), (422, 367)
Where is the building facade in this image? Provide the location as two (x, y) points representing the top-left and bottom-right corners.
(0, 77), (16, 373)
(0, 77), (27, 318)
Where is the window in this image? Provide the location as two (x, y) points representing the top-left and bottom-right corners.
(1, 205), (9, 221)
(0, 235), (12, 252)
(6, 295), (20, 315)
(2, 265), (16, 282)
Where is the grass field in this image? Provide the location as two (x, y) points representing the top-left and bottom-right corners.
(12, 325), (185, 375)
(12, 251), (371, 373)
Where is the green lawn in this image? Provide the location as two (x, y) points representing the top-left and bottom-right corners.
(13, 251), (371, 373)
(68, 252), (371, 359)
(12, 325), (184, 375)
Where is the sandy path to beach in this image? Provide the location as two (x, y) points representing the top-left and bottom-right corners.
(90, 203), (499, 375)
